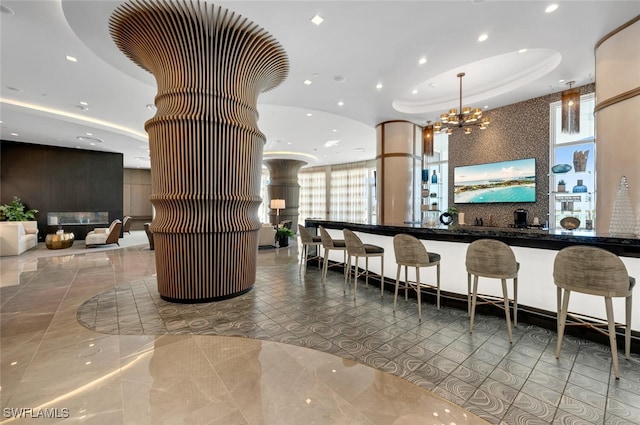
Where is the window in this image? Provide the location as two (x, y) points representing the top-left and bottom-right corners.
(549, 93), (595, 232)
(298, 169), (326, 225)
(329, 164), (368, 222)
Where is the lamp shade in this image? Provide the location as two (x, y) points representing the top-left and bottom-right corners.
(270, 199), (285, 209)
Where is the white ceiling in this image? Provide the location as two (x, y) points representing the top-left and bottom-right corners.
(1, 1), (639, 169)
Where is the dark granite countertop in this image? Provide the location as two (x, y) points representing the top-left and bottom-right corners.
(305, 219), (640, 258)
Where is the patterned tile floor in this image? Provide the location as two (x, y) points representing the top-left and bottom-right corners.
(73, 243), (640, 425)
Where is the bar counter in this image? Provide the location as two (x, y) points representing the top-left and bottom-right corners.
(305, 219), (640, 339)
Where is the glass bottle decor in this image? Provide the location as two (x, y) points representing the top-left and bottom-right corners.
(609, 176), (636, 237)
(572, 179), (587, 193)
(431, 169), (438, 184)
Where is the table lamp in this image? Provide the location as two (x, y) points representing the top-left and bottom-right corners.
(270, 199), (285, 226)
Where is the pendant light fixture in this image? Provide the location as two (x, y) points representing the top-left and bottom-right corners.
(433, 72), (491, 135)
(561, 81), (580, 134)
(422, 120), (434, 156)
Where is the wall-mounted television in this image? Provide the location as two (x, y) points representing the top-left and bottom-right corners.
(454, 158), (536, 204)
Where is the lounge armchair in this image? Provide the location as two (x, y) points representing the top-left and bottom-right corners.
(122, 216), (132, 234)
(85, 219), (122, 248)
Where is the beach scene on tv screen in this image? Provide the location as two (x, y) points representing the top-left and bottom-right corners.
(454, 158), (536, 203)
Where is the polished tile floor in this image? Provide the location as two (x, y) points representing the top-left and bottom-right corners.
(2, 235), (639, 424)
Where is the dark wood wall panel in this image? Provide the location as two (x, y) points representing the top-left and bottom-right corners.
(110, 1), (288, 302)
(0, 141), (123, 240)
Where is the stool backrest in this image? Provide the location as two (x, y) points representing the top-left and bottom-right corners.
(319, 226), (336, 248)
(298, 224), (314, 244)
(343, 229), (366, 255)
(393, 234), (430, 266)
(466, 239), (518, 278)
(553, 245), (631, 297)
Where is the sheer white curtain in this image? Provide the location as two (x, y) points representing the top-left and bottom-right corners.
(330, 162), (368, 222)
(298, 169), (327, 225)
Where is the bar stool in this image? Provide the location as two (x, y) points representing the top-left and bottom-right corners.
(466, 239), (519, 343)
(554, 245), (635, 379)
(318, 226), (347, 285)
(343, 229), (385, 300)
(392, 234), (441, 321)
(297, 224), (322, 274)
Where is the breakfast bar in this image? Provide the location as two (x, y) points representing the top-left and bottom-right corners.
(305, 219), (640, 344)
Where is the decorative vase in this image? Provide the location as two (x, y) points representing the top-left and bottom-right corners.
(557, 182), (566, 192)
(422, 169), (429, 182)
(609, 176), (636, 237)
(573, 149), (589, 172)
(572, 179), (587, 193)
(431, 170), (438, 184)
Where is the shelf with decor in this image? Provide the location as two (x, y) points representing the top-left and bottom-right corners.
(548, 94), (596, 232)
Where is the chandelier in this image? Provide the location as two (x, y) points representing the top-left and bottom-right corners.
(433, 72), (491, 135)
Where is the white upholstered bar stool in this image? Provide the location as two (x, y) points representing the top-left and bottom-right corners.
(554, 245), (635, 379)
(298, 225), (322, 274)
(343, 229), (385, 300)
(466, 239), (519, 343)
(319, 226), (347, 285)
(392, 234), (441, 321)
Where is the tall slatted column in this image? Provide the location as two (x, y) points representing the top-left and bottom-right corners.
(110, 1), (288, 302)
(264, 159), (306, 231)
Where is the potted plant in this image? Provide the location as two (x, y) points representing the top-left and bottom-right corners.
(275, 226), (294, 247)
(0, 196), (38, 221)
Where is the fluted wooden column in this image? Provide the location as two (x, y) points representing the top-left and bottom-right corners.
(110, 1), (288, 302)
(264, 159), (306, 231)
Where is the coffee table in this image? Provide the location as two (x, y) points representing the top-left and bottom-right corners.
(45, 232), (75, 250)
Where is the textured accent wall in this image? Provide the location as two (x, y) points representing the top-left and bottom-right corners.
(264, 159), (306, 231)
(110, 1), (288, 302)
(448, 84), (595, 228)
(0, 141), (123, 241)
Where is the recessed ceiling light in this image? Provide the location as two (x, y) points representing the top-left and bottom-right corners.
(337, 101), (344, 106)
(332, 129), (338, 132)
(86, 132), (93, 136)
(77, 136), (103, 143)
(10, 132), (18, 136)
(545, 4), (559, 13)
(478, 33), (488, 42)
(375, 83), (383, 90)
(80, 101), (88, 106)
(135, 156), (150, 161)
(287, 142), (292, 145)
(418, 56), (427, 65)
(412, 89), (418, 94)
(324, 140), (340, 148)
(354, 148), (365, 152)
(66, 55), (77, 62)
(306, 113), (312, 117)
(303, 79), (312, 85)
(558, 79), (566, 83)
(484, 105), (489, 109)
(519, 48), (528, 53)
(146, 104), (156, 110)
(310, 14), (323, 25)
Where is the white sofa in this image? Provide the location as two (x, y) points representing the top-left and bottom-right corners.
(0, 221), (39, 256)
(258, 223), (276, 246)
